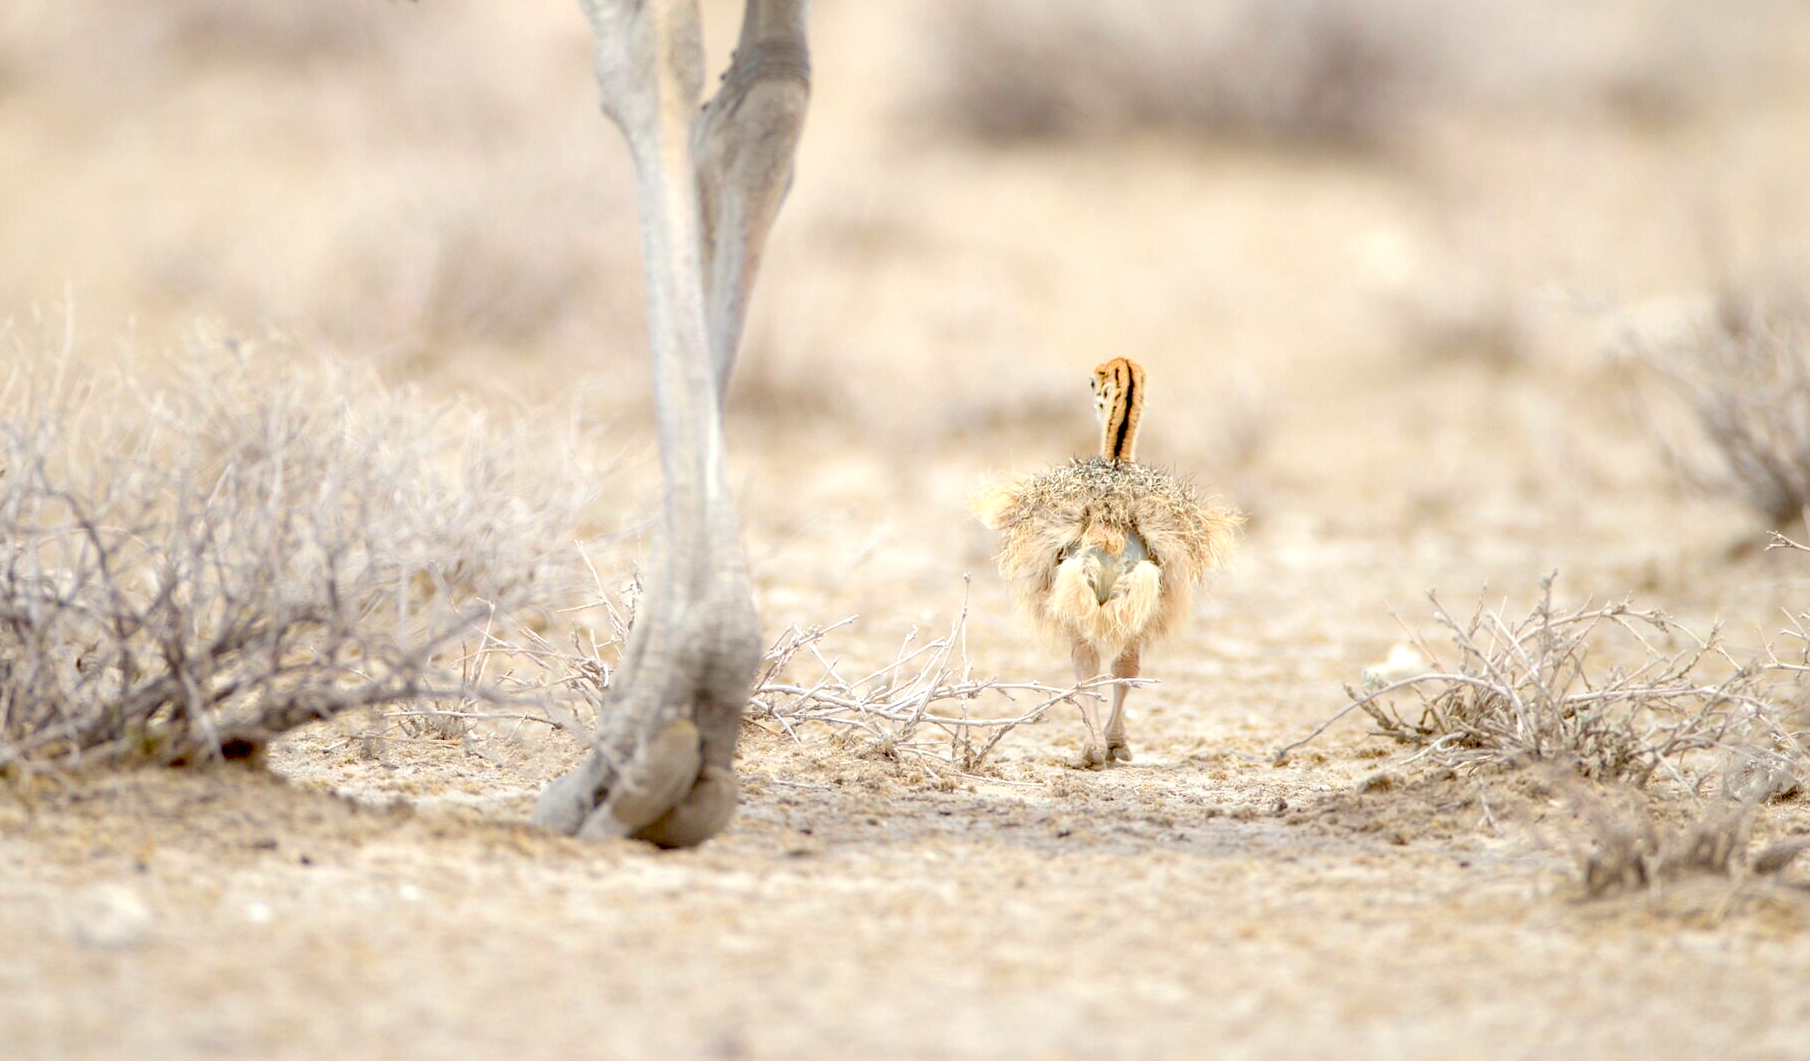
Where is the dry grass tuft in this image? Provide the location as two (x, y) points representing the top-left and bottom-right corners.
(746, 591), (1145, 773)
(406, 571), (1135, 777)
(137, 0), (393, 66)
(0, 315), (593, 769)
(1278, 575), (1770, 785)
(923, 0), (1420, 147)
(1559, 785), (1810, 916)
(56, 0), (402, 69)
(922, 0), (1779, 148)
(1568, 787), (1748, 897)
(1638, 285), (1810, 526)
(3, 0), (407, 102)
(1, 1), (643, 395)
(1712, 532), (1810, 801)
(324, 156), (630, 355)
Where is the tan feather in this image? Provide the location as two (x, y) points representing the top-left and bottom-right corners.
(971, 358), (1241, 765)
(975, 456), (1240, 659)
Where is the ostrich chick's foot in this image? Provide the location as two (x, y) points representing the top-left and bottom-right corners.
(1076, 741), (1109, 770)
(1107, 737), (1133, 763)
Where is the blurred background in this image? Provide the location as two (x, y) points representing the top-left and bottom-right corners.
(4, 0), (1810, 606)
(14, 7), (1810, 1053)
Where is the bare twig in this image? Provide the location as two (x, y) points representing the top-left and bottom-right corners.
(0, 324), (594, 769)
(1559, 784), (1810, 914)
(1634, 286), (1810, 526)
(747, 598), (1152, 771)
(1280, 575), (1776, 785)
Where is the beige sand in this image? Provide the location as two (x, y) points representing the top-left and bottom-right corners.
(6, 2), (1810, 1058)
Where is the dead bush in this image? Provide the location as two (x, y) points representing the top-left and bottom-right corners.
(1558, 785), (1810, 915)
(147, 0), (393, 66)
(747, 592), (1145, 773)
(324, 153), (633, 354)
(922, 0), (1781, 147)
(923, 0), (1420, 147)
(1279, 575), (1769, 785)
(1713, 532), (1810, 802)
(1638, 286), (1810, 526)
(1566, 787), (1749, 897)
(502, 578), (1146, 776)
(49, 0), (401, 72)
(0, 318), (591, 769)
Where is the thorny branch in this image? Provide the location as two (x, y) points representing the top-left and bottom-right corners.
(1631, 287), (1810, 526)
(336, 564), (1140, 773)
(744, 590), (1151, 771)
(1276, 574), (1777, 786)
(0, 326), (592, 770)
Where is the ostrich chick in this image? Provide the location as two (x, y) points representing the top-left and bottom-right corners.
(972, 358), (1240, 768)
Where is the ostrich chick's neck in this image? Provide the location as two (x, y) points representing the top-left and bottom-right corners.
(1094, 357), (1145, 463)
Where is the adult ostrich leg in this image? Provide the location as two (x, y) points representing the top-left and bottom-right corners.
(533, 0), (810, 846)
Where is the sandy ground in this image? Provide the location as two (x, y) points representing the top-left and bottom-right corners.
(7, 2), (1810, 1059)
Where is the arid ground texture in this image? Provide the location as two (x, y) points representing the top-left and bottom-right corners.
(6, 2), (1810, 1058)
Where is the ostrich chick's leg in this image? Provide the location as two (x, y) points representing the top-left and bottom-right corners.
(533, 0), (810, 847)
(1072, 642), (1108, 770)
(1104, 643), (1140, 762)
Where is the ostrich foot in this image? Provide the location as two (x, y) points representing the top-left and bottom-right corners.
(1076, 741), (1109, 770)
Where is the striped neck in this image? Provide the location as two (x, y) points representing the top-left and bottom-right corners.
(1093, 358), (1145, 463)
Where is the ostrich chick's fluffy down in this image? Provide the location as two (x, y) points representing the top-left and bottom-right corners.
(972, 457), (1240, 660)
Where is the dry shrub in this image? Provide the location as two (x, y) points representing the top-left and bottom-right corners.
(923, 0), (1784, 147)
(0, 0), (404, 108)
(0, 308), (1136, 774)
(460, 578), (1139, 776)
(21, 0), (405, 75)
(1405, 298), (1532, 371)
(1284, 576), (1769, 785)
(1, 1), (643, 387)
(1387, 234), (1538, 372)
(925, 0), (1420, 147)
(1568, 787), (1751, 897)
(134, 0), (393, 66)
(501, 578), (1145, 775)
(0, 316), (591, 769)
(747, 593), (1143, 773)
(1638, 286), (1810, 526)
(1560, 786), (1810, 914)
(322, 152), (635, 355)
(1714, 532), (1810, 802)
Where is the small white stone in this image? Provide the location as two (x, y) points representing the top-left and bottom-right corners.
(244, 901), (274, 925)
(66, 883), (154, 949)
(397, 883), (424, 903)
(1363, 643), (1430, 687)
